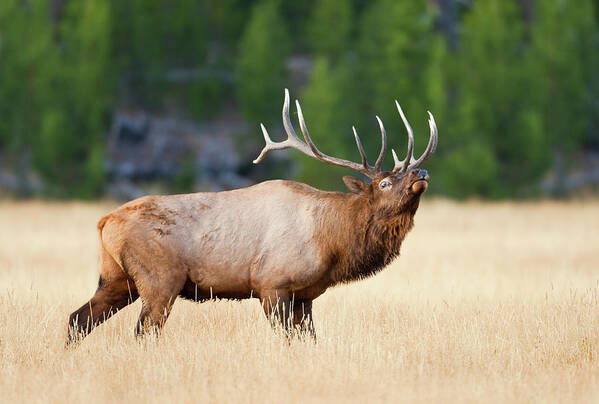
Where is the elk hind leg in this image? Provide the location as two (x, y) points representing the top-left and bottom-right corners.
(67, 250), (138, 346)
(261, 290), (292, 336)
(292, 299), (316, 341)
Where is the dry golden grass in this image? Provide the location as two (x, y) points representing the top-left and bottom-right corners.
(1, 199), (598, 403)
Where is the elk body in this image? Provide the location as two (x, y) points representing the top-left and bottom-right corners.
(67, 89), (438, 343)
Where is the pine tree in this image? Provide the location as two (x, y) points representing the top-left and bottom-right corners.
(531, 0), (599, 193)
(0, 0), (56, 195)
(237, 0), (290, 125)
(35, 0), (113, 197)
(111, 0), (212, 115)
(295, 58), (362, 189)
(442, 0), (546, 198)
(308, 0), (353, 61)
(358, 0), (442, 170)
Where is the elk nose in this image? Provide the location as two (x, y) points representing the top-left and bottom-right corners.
(412, 168), (428, 179)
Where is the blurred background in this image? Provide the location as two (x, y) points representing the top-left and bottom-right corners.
(0, 0), (597, 200)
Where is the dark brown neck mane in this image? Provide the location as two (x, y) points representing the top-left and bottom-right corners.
(316, 192), (420, 285)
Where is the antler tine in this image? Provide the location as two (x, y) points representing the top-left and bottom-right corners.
(252, 124), (275, 164)
(406, 111), (438, 170)
(393, 101), (415, 173)
(253, 89), (313, 164)
(352, 126), (369, 169)
(392, 149), (402, 171)
(295, 99), (376, 177)
(373, 116), (386, 171)
(295, 99), (325, 158)
(281, 88), (303, 145)
(428, 111), (439, 153)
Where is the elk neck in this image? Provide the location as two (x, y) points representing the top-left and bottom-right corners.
(315, 191), (419, 285)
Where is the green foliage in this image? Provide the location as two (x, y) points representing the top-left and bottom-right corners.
(531, 0), (598, 153)
(110, 0), (223, 117)
(237, 0), (291, 125)
(358, 0), (440, 165)
(171, 155), (196, 194)
(1, 0), (598, 199)
(437, 141), (498, 198)
(0, 0), (54, 152)
(0, 0), (56, 196)
(309, 0), (353, 60)
(295, 58), (362, 189)
(130, 0), (206, 70)
(526, 0), (599, 196)
(0, 0), (112, 197)
(294, 0), (362, 190)
(35, 0), (112, 198)
(202, 0), (253, 45)
(442, 0), (547, 197)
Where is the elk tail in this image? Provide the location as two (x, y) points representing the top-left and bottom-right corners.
(95, 214), (113, 287)
(97, 214), (111, 245)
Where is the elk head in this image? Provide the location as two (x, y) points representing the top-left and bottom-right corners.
(254, 89), (438, 214)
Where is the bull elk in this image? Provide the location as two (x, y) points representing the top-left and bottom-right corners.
(67, 89), (438, 343)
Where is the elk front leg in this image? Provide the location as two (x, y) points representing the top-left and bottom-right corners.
(119, 243), (187, 337)
(260, 290), (291, 336)
(292, 299), (316, 340)
(134, 275), (186, 337)
(135, 295), (177, 336)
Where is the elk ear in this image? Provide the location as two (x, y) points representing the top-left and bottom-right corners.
(343, 176), (368, 194)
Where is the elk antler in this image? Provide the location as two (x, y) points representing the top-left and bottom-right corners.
(391, 102), (438, 173)
(254, 89), (386, 178)
(254, 89), (438, 178)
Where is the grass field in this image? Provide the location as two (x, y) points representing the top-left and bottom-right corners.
(1, 199), (598, 403)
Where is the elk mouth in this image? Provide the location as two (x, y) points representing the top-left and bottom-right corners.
(410, 178), (429, 194)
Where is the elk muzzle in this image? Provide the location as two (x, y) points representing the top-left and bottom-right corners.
(410, 169), (429, 194)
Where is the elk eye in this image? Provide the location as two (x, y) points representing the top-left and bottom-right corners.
(379, 180), (391, 190)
